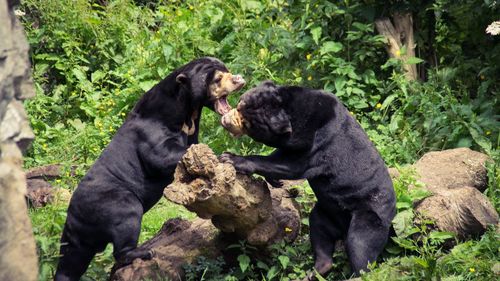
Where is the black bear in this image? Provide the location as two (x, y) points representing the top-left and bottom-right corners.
(220, 81), (395, 279)
(55, 57), (245, 281)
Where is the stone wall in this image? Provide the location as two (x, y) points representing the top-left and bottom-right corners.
(0, 0), (38, 280)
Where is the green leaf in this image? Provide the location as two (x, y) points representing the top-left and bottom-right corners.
(396, 201), (412, 210)
(68, 119), (85, 131)
(237, 254), (250, 273)
(385, 245), (402, 254)
(429, 231), (455, 241)
(381, 94), (397, 110)
(389, 114), (402, 133)
(310, 26), (322, 45)
(353, 100), (369, 109)
(414, 257), (429, 268)
(266, 265), (279, 280)
(320, 41), (343, 54)
(351, 87), (364, 95)
(334, 78), (346, 93)
(80, 104), (96, 117)
(406, 57), (424, 65)
(91, 70), (105, 82)
(139, 80), (158, 92)
(314, 269), (328, 281)
(467, 124), (492, 154)
(72, 68), (88, 83)
(409, 188), (432, 202)
(241, 0), (263, 12)
(457, 137), (472, 148)
(162, 45), (173, 62)
(392, 237), (418, 251)
(278, 255), (290, 269)
(205, 7), (224, 25)
(256, 261), (269, 270)
(392, 209), (414, 237)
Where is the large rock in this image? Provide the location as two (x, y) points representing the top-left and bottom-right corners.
(25, 164), (73, 207)
(0, 0), (38, 280)
(412, 148), (498, 238)
(414, 148), (490, 192)
(112, 144), (301, 281)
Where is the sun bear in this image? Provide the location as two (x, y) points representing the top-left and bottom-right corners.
(55, 57), (245, 281)
(220, 80), (395, 279)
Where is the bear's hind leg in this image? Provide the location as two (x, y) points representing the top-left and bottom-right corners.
(307, 204), (343, 279)
(55, 230), (97, 281)
(345, 210), (390, 276)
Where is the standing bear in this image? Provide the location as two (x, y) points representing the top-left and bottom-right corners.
(55, 57), (245, 281)
(221, 81), (396, 279)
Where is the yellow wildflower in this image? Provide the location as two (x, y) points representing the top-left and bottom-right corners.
(307, 75), (312, 81)
(469, 267), (475, 273)
(285, 227), (292, 233)
(395, 49), (401, 57)
(259, 48), (268, 59)
(349, 111), (354, 115)
(306, 53), (312, 60)
(189, 5), (193, 10)
(376, 103), (382, 109)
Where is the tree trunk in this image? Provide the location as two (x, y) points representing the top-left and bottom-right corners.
(112, 144), (301, 281)
(375, 12), (419, 81)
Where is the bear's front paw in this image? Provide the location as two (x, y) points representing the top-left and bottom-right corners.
(219, 152), (254, 175)
(219, 152), (236, 164)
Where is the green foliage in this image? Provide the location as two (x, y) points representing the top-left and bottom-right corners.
(21, 0), (499, 166)
(30, 203), (66, 280)
(365, 227), (500, 281)
(485, 161), (500, 213)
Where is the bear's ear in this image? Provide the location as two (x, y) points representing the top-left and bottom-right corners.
(260, 80), (276, 88)
(176, 73), (189, 84)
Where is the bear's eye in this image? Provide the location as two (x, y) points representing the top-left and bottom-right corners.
(213, 76), (222, 84)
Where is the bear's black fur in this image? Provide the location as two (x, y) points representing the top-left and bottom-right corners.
(221, 81), (396, 278)
(55, 57), (245, 281)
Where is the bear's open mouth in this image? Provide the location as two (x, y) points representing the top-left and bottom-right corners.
(214, 96), (232, 115)
(212, 73), (245, 115)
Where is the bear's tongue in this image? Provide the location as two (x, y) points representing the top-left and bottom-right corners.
(215, 96), (231, 115)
